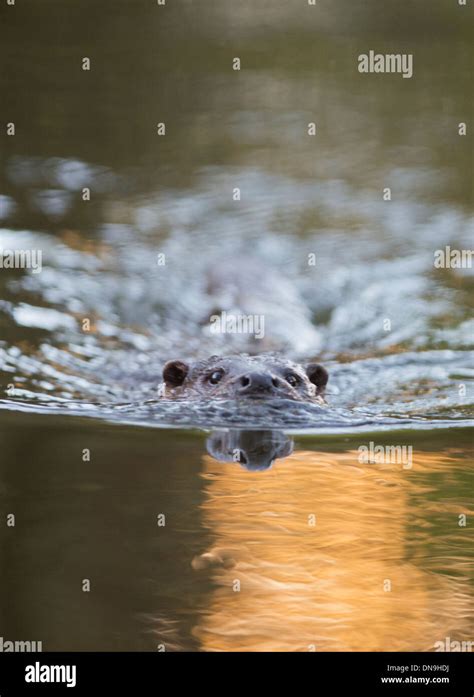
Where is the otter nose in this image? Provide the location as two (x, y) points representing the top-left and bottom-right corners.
(238, 372), (281, 393)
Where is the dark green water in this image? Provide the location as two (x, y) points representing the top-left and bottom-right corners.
(0, 413), (472, 651)
(0, 0), (472, 650)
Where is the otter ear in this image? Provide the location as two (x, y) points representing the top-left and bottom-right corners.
(306, 363), (329, 394)
(163, 360), (189, 387)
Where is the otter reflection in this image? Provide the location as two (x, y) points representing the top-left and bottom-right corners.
(206, 430), (293, 471)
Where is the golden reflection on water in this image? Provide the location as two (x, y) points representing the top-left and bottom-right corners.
(193, 448), (473, 652)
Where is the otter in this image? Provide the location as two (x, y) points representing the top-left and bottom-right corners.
(160, 354), (328, 402)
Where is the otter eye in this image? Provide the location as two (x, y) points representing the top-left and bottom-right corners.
(209, 370), (224, 385)
(285, 373), (300, 387)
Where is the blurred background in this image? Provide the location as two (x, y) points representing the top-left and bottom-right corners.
(0, 0), (472, 421)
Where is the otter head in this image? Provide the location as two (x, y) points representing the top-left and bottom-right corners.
(161, 354), (328, 402)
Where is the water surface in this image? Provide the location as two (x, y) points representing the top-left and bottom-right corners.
(0, 0), (472, 651)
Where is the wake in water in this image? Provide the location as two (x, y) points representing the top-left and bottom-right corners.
(0, 167), (472, 432)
